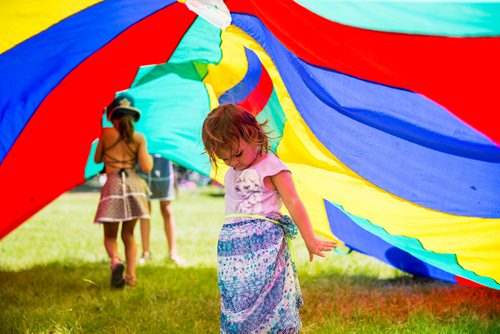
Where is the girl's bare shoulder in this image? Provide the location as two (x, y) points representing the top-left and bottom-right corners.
(102, 127), (118, 135)
(101, 127), (118, 139)
(134, 132), (146, 142)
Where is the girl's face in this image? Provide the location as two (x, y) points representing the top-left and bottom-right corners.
(217, 139), (260, 171)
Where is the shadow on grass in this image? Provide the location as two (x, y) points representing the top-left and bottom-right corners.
(0, 261), (220, 333)
(299, 270), (500, 332)
(1, 262), (499, 333)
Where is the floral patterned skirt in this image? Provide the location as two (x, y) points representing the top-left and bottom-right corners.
(217, 217), (302, 334)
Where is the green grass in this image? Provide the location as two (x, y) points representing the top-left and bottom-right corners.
(1, 187), (498, 333)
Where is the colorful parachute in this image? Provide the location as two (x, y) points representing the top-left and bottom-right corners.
(1, 1), (499, 289)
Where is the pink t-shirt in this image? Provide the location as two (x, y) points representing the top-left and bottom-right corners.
(224, 153), (290, 220)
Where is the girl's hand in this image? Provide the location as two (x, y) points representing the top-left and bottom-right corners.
(304, 237), (337, 262)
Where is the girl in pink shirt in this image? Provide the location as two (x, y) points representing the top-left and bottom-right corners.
(202, 104), (336, 333)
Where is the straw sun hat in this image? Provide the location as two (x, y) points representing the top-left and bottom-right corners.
(106, 93), (141, 122)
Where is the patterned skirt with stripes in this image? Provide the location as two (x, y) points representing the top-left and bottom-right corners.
(94, 169), (151, 223)
(218, 217), (303, 334)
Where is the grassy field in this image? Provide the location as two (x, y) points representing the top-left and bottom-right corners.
(0, 187), (498, 333)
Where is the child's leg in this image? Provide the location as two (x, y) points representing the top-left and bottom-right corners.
(121, 219), (138, 280)
(159, 200), (177, 259)
(139, 201), (152, 257)
(103, 222), (120, 266)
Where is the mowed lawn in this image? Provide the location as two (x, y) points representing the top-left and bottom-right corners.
(0, 187), (498, 333)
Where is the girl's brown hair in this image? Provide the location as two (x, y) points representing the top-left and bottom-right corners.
(201, 104), (270, 168)
(116, 114), (135, 143)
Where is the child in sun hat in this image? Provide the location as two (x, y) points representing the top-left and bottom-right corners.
(94, 93), (153, 288)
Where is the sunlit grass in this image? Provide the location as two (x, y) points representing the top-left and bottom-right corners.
(1, 187), (498, 333)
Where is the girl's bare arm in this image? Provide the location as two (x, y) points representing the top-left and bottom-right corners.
(136, 133), (153, 173)
(94, 131), (106, 164)
(272, 170), (337, 261)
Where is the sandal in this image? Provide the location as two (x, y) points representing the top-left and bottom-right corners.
(125, 275), (137, 288)
(169, 255), (187, 266)
(138, 252), (151, 266)
(110, 262), (125, 289)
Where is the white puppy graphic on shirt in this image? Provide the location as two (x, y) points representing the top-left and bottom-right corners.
(234, 169), (262, 214)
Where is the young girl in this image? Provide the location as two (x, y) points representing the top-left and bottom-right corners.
(138, 155), (184, 265)
(94, 93), (153, 288)
(202, 104), (337, 333)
